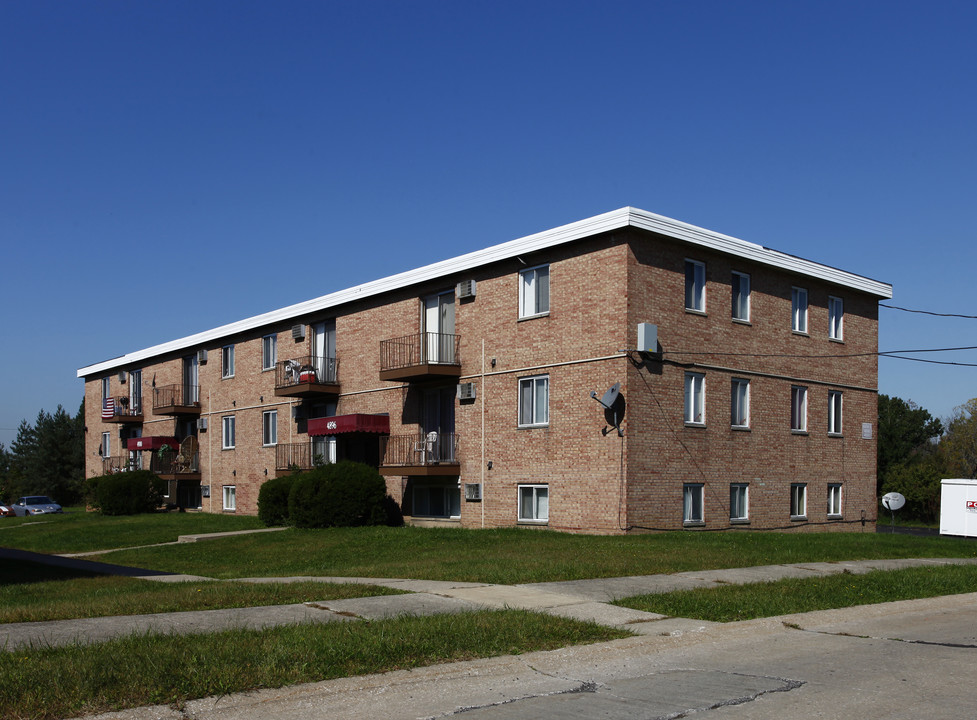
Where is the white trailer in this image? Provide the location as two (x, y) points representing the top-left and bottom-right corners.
(939, 478), (977, 537)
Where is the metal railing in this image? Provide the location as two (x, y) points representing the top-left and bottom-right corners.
(109, 396), (143, 418)
(276, 443), (312, 471)
(380, 332), (460, 372)
(153, 384), (200, 410)
(275, 356), (338, 389)
(102, 456), (134, 474)
(149, 449), (200, 475)
(380, 432), (458, 467)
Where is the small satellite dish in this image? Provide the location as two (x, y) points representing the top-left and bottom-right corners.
(590, 382), (625, 437)
(596, 383), (620, 410)
(881, 492), (906, 511)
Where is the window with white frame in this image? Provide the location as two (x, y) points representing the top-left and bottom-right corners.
(828, 391), (843, 435)
(685, 372), (705, 425)
(731, 378), (750, 428)
(791, 385), (808, 432)
(791, 287), (808, 333)
(262, 410), (278, 446)
(413, 484), (461, 518)
(101, 431), (111, 459)
(519, 265), (550, 318)
(101, 377), (110, 402)
(222, 415), (236, 450)
(731, 271), (750, 322)
(685, 260), (705, 312)
(518, 484), (549, 522)
(790, 483), (807, 518)
(262, 334), (277, 371)
(684, 483), (704, 523)
(518, 375), (549, 427)
(221, 345), (235, 379)
(828, 483), (843, 517)
(223, 485), (236, 512)
(829, 296), (844, 341)
(730, 483), (749, 521)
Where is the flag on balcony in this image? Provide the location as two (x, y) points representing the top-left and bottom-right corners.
(102, 397), (115, 419)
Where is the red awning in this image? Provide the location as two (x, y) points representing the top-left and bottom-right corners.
(308, 414), (390, 436)
(126, 436), (179, 451)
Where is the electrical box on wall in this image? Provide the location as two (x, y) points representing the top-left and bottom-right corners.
(637, 323), (658, 353)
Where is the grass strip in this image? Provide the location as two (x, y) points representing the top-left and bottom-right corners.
(0, 610), (628, 720)
(0, 565), (405, 623)
(614, 564), (977, 622)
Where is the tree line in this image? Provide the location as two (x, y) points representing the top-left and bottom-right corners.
(0, 401), (85, 505)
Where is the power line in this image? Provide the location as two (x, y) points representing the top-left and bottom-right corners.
(879, 354), (977, 368)
(881, 303), (977, 319)
(663, 345), (977, 361)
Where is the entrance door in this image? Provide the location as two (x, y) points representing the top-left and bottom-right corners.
(422, 292), (455, 364)
(311, 321), (336, 383)
(129, 369), (142, 415)
(128, 427), (143, 470)
(182, 355), (199, 405)
(423, 387), (456, 462)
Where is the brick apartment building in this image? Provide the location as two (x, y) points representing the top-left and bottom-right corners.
(78, 207), (892, 533)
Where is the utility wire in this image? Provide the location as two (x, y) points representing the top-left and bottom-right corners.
(881, 304), (977, 319)
(663, 345), (977, 361)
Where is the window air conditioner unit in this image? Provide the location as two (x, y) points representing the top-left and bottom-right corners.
(292, 324), (306, 341)
(458, 382), (476, 401)
(456, 279), (476, 299)
(198, 417), (208, 431)
(464, 483), (482, 501)
(118, 370), (127, 384)
(197, 349), (208, 364)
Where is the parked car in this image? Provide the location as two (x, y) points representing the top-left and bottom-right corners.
(0, 502), (16, 518)
(12, 496), (63, 516)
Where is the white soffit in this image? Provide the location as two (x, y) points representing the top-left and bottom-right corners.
(78, 207), (892, 377)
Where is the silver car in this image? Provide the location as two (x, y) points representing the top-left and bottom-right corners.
(12, 496), (63, 516)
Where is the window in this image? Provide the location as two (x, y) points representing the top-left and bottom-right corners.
(791, 386), (807, 432)
(518, 375), (549, 427)
(101, 431), (111, 459)
(731, 378), (750, 428)
(790, 483), (807, 519)
(413, 484), (461, 518)
(519, 265), (550, 318)
(828, 391), (843, 435)
(829, 296), (844, 340)
(130, 369), (142, 414)
(730, 484), (749, 521)
(222, 415), (236, 450)
(222, 345), (235, 378)
(262, 334), (277, 371)
(262, 410), (278, 446)
(828, 484), (843, 517)
(518, 484), (549, 522)
(683, 483), (704, 524)
(731, 272), (750, 321)
(791, 287), (808, 333)
(101, 377), (110, 402)
(684, 372), (705, 425)
(223, 485), (236, 512)
(685, 260), (705, 312)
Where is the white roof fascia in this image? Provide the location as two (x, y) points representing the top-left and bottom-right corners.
(78, 207), (891, 378)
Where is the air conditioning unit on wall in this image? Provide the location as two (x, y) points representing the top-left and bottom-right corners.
(458, 382), (476, 401)
(198, 417), (208, 432)
(456, 279), (476, 299)
(197, 349), (208, 364)
(292, 324), (306, 341)
(118, 370), (127, 384)
(464, 483), (482, 501)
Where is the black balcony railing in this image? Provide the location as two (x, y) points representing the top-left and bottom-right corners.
(149, 449), (200, 476)
(153, 384), (200, 411)
(275, 356), (338, 390)
(101, 456), (136, 474)
(276, 443), (312, 471)
(380, 332), (460, 374)
(380, 432), (458, 468)
(105, 395), (143, 421)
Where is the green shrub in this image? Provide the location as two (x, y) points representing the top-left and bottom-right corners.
(257, 473), (299, 526)
(287, 461), (391, 529)
(91, 470), (165, 516)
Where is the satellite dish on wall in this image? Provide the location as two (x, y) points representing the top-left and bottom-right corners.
(590, 382), (625, 437)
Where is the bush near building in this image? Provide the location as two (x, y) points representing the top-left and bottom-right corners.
(257, 474), (297, 527)
(286, 461), (393, 529)
(87, 470), (166, 516)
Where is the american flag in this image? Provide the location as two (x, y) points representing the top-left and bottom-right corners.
(102, 397), (115, 419)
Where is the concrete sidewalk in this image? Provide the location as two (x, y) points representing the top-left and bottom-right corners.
(3, 553), (975, 651)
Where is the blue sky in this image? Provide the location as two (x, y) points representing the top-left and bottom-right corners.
(2, 0), (975, 447)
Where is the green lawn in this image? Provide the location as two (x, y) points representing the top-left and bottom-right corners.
(614, 564), (977, 622)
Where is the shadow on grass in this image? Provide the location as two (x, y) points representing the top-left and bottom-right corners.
(1, 560), (102, 586)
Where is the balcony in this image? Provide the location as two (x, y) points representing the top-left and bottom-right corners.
(275, 356), (340, 398)
(149, 448), (201, 480)
(153, 384), (201, 416)
(275, 442), (315, 474)
(101, 456), (139, 474)
(379, 431), (459, 476)
(379, 332), (461, 381)
(102, 396), (144, 423)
